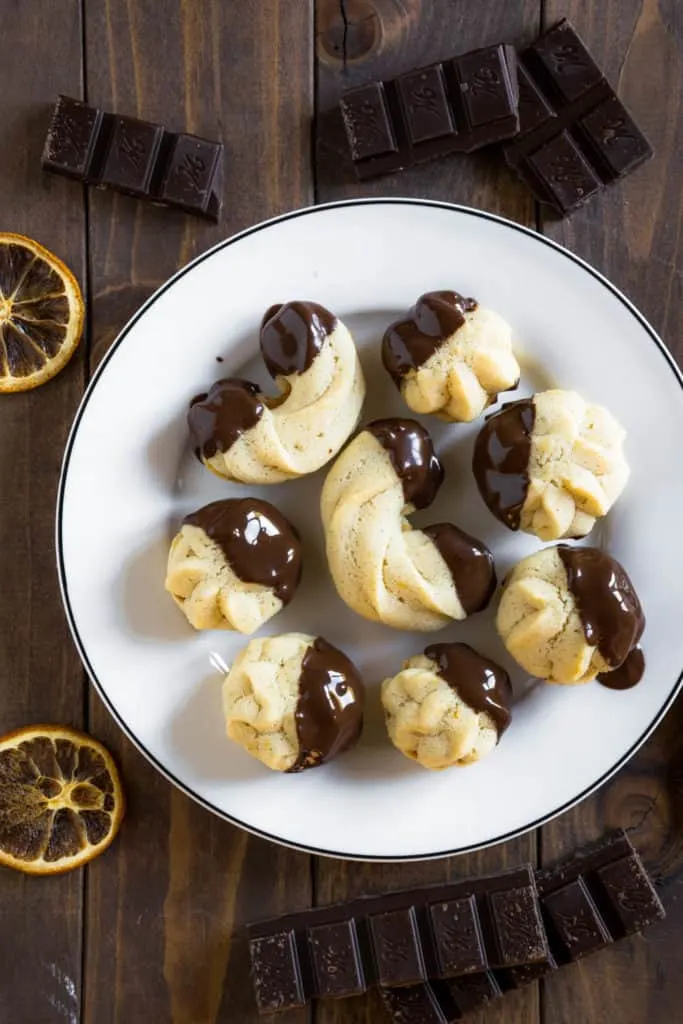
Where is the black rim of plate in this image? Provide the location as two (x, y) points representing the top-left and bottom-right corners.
(56, 198), (683, 862)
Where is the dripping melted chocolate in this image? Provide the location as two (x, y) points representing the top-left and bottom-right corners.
(598, 646), (645, 690)
(558, 545), (645, 672)
(424, 642), (512, 737)
(260, 300), (337, 378)
(188, 378), (264, 461)
(289, 638), (365, 772)
(423, 524), (497, 615)
(367, 418), (444, 509)
(472, 398), (536, 530)
(184, 498), (302, 603)
(382, 290), (478, 384)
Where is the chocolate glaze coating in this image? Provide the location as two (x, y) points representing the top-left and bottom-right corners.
(558, 545), (645, 672)
(423, 524), (497, 615)
(382, 290), (478, 385)
(289, 638), (365, 772)
(367, 418), (444, 509)
(424, 642), (512, 737)
(260, 300), (337, 378)
(184, 498), (302, 604)
(472, 398), (536, 530)
(188, 378), (264, 461)
(598, 646), (645, 690)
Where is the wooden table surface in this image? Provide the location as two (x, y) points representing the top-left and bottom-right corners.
(1, 2), (683, 1022)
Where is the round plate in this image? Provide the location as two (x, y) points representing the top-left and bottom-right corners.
(57, 199), (683, 861)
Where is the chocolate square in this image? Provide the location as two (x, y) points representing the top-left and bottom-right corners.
(542, 878), (610, 962)
(368, 907), (426, 987)
(428, 896), (486, 976)
(516, 64), (556, 137)
(578, 96), (653, 180)
(488, 885), (548, 965)
(526, 132), (602, 211)
(595, 855), (665, 935)
(396, 66), (456, 144)
(100, 115), (164, 194)
(158, 133), (222, 213)
(308, 919), (365, 998)
(42, 95), (102, 179)
(530, 18), (603, 103)
(456, 46), (516, 127)
(249, 930), (305, 1013)
(379, 983), (449, 1024)
(339, 82), (398, 162)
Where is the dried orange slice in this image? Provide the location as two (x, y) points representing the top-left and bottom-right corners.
(0, 232), (84, 392)
(0, 725), (124, 874)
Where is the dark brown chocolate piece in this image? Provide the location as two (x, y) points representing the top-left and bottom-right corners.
(379, 983), (450, 1023)
(598, 645), (645, 690)
(339, 44), (520, 180)
(424, 644), (512, 738)
(422, 525), (496, 615)
(472, 398), (535, 530)
(187, 378), (264, 461)
(382, 291), (478, 385)
(248, 865), (548, 1013)
(289, 638), (365, 773)
(260, 301), (338, 378)
(504, 21), (653, 215)
(367, 419), (444, 509)
(183, 498), (302, 604)
(250, 931), (305, 1014)
(557, 546), (645, 670)
(42, 95), (223, 220)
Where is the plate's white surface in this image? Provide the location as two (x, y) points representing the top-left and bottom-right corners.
(58, 199), (683, 860)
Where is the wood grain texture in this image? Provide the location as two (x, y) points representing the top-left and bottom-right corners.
(0, 2), (86, 1021)
(539, 3), (683, 1023)
(314, 3), (540, 1023)
(81, 3), (314, 1023)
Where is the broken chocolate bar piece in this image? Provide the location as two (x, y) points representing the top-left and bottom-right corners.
(339, 43), (520, 180)
(41, 95), (223, 221)
(248, 867), (547, 1014)
(504, 20), (653, 214)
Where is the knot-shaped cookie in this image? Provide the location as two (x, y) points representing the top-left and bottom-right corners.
(382, 643), (512, 769)
(321, 418), (496, 631)
(222, 633), (365, 771)
(382, 290), (520, 422)
(497, 545), (645, 685)
(188, 301), (365, 484)
(473, 389), (629, 540)
(165, 498), (302, 634)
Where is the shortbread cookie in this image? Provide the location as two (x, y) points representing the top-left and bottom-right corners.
(222, 633), (364, 771)
(382, 290), (519, 422)
(188, 301), (366, 484)
(382, 643), (512, 769)
(473, 389), (629, 540)
(321, 418), (496, 631)
(497, 545), (645, 685)
(165, 498), (301, 634)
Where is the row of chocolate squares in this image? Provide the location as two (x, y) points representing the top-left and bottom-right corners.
(169, 526), (643, 776)
(187, 296), (631, 546)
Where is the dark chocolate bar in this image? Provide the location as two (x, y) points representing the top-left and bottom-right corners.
(504, 20), (653, 214)
(41, 95), (223, 221)
(339, 43), (520, 180)
(379, 972), (503, 1024)
(248, 867), (547, 1014)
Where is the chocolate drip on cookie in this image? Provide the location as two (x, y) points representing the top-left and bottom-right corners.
(184, 498), (302, 604)
(423, 524), (497, 615)
(289, 638), (365, 772)
(188, 378), (264, 460)
(597, 646), (645, 690)
(260, 301), (338, 378)
(558, 545), (645, 676)
(367, 418), (444, 509)
(424, 642), (512, 736)
(382, 290), (478, 384)
(472, 398), (536, 530)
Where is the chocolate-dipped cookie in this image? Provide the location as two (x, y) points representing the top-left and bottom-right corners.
(165, 498), (302, 634)
(222, 633), (365, 771)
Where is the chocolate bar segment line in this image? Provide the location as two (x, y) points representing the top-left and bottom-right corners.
(41, 95), (223, 222)
(504, 20), (653, 214)
(339, 43), (520, 180)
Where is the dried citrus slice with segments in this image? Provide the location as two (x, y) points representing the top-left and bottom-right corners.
(0, 232), (84, 392)
(0, 725), (124, 874)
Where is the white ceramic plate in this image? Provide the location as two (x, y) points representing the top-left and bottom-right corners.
(57, 199), (683, 861)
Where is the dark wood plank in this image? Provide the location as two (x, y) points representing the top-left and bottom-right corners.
(82, 3), (314, 1023)
(314, 3), (540, 1023)
(539, 2), (683, 1022)
(0, 2), (86, 1020)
